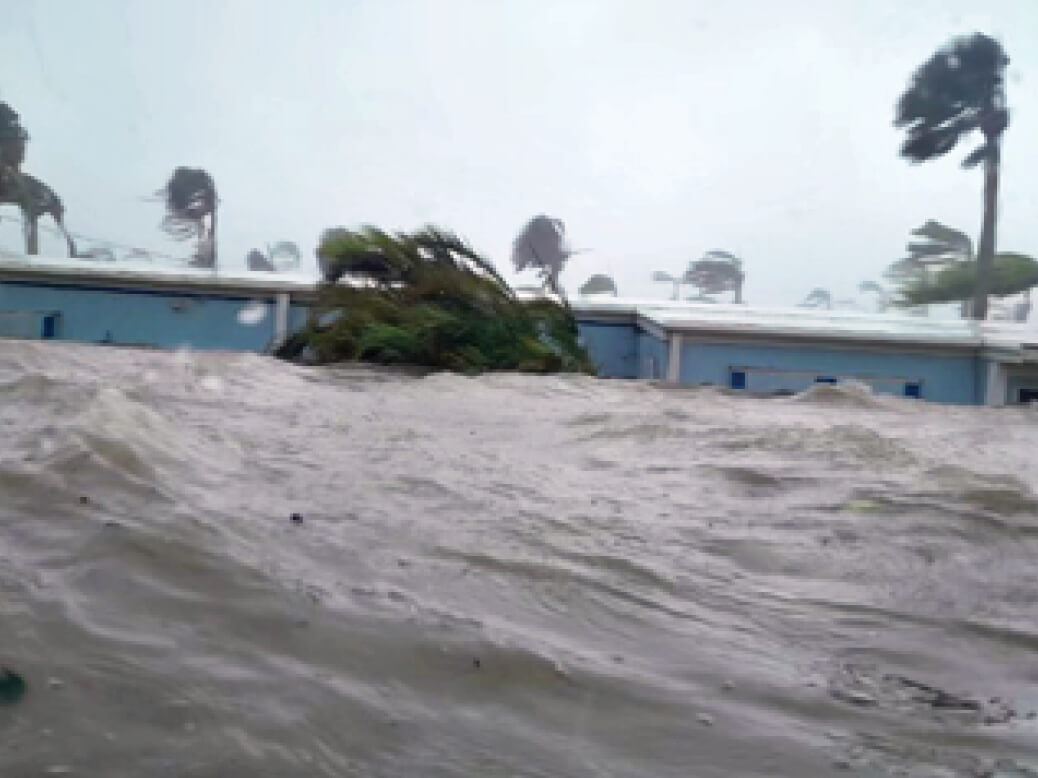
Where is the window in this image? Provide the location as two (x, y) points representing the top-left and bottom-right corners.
(730, 370), (746, 389)
(40, 314), (58, 339)
(1019, 388), (1038, 404)
(904, 382), (921, 399)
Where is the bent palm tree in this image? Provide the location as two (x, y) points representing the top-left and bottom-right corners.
(652, 270), (682, 300)
(159, 167), (218, 268)
(0, 101), (75, 256)
(887, 220), (975, 316)
(246, 241), (301, 272)
(895, 33), (1010, 320)
(799, 288), (832, 310)
(859, 281), (891, 313)
(511, 215), (574, 298)
(0, 172), (76, 256)
(684, 250), (745, 304)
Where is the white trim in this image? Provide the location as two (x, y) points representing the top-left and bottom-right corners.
(274, 292), (290, 349)
(985, 361), (1007, 406)
(667, 333), (682, 383)
(636, 315), (668, 341)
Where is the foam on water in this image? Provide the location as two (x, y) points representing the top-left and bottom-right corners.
(1, 339), (1037, 777)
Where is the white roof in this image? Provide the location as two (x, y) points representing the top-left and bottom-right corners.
(571, 297), (1038, 356)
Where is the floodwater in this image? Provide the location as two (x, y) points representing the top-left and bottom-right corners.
(1, 340), (1037, 777)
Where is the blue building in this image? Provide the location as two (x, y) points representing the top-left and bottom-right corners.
(572, 297), (1038, 406)
(0, 256), (312, 353)
(1, 255), (1037, 406)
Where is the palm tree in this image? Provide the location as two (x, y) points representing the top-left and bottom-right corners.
(578, 274), (617, 296)
(246, 249), (275, 271)
(895, 252), (1038, 309)
(886, 219), (1038, 315)
(246, 241), (301, 272)
(895, 33), (1010, 320)
(903, 220), (973, 268)
(799, 288), (832, 310)
(683, 250), (745, 304)
(652, 270), (682, 300)
(267, 241), (300, 270)
(158, 167), (218, 268)
(511, 215), (574, 298)
(888, 220), (975, 316)
(858, 281), (891, 313)
(0, 102), (75, 257)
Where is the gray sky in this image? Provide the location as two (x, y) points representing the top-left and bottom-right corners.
(2, 0), (1037, 306)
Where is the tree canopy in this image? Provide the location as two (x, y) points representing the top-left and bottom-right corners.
(684, 250), (744, 303)
(279, 225), (592, 374)
(578, 274), (617, 296)
(895, 253), (1038, 307)
(895, 32), (1009, 168)
(0, 101), (27, 170)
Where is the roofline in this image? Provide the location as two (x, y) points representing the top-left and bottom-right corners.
(0, 257), (319, 302)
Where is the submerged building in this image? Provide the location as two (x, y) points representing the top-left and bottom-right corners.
(1, 255), (1037, 406)
(574, 297), (1038, 406)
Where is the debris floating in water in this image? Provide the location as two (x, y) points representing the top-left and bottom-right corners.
(0, 668), (27, 705)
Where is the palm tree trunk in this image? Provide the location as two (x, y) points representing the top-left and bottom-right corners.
(972, 146), (1000, 321)
(25, 216), (38, 255)
(209, 206), (217, 269)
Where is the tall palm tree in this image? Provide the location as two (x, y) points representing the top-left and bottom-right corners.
(895, 33), (1010, 320)
(159, 167), (218, 268)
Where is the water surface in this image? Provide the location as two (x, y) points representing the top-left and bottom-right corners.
(1, 341), (1037, 776)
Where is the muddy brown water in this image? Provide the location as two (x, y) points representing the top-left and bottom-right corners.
(1, 340), (1037, 776)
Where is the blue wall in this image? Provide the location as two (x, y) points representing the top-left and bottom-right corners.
(0, 281), (309, 352)
(577, 322), (637, 378)
(680, 339), (981, 404)
(637, 330), (668, 379)
(576, 321), (670, 379)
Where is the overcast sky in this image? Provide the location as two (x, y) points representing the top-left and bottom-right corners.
(1, 0), (1037, 307)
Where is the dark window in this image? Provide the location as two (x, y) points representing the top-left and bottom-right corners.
(815, 376), (838, 384)
(1019, 388), (1038, 404)
(730, 370), (746, 389)
(904, 382), (921, 399)
(40, 314), (57, 339)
